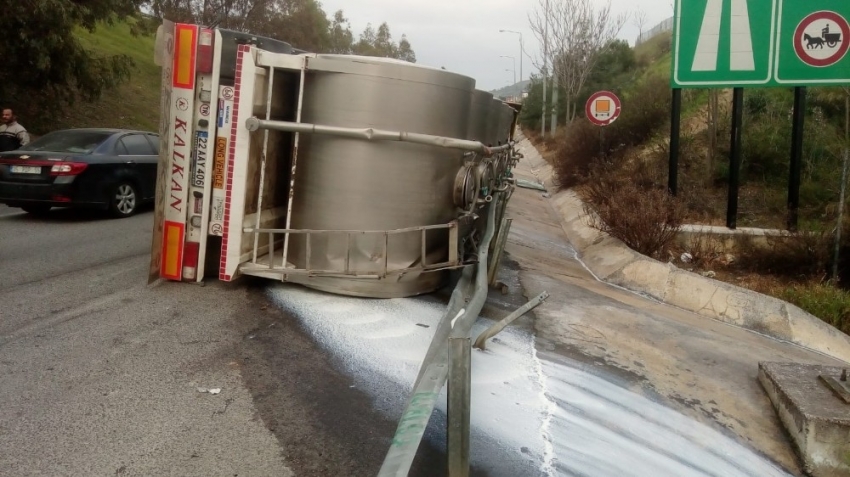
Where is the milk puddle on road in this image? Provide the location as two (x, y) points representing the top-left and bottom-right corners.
(269, 285), (791, 477)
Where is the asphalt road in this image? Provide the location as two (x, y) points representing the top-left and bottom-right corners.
(0, 204), (452, 477)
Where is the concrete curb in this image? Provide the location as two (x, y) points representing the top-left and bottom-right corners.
(516, 138), (850, 365)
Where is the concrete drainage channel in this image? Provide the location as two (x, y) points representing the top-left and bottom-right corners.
(519, 136), (850, 477)
(267, 183), (821, 475)
(263, 132), (849, 476)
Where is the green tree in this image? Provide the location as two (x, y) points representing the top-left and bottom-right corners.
(354, 23), (378, 56)
(149, 0), (271, 32)
(351, 22), (416, 62)
(374, 22), (395, 57)
(259, 0), (330, 52)
(327, 10), (354, 54)
(0, 0), (145, 132)
(575, 39), (636, 109)
(519, 75), (547, 131)
(397, 35), (416, 63)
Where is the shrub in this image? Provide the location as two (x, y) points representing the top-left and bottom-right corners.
(609, 75), (671, 147)
(552, 119), (604, 188)
(680, 232), (726, 269)
(583, 172), (686, 259)
(551, 74), (672, 189)
(734, 229), (833, 280)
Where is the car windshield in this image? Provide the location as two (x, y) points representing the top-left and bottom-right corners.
(25, 130), (112, 154)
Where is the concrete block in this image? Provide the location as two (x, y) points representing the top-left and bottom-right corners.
(581, 236), (643, 280)
(550, 193), (603, 254)
(523, 151), (547, 170)
(560, 217), (601, 254)
(535, 164), (557, 189)
(676, 225), (789, 256)
(759, 362), (850, 477)
(551, 191), (585, 224)
(665, 270), (792, 340)
(609, 259), (673, 302)
(786, 304), (850, 364)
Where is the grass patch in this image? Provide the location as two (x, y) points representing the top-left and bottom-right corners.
(777, 283), (850, 334)
(634, 31), (672, 67)
(50, 20), (160, 133)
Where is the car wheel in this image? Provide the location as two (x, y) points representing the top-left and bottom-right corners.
(109, 182), (138, 218)
(21, 205), (52, 216)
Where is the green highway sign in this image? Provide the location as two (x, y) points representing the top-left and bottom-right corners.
(775, 2), (850, 84)
(672, 0), (850, 87)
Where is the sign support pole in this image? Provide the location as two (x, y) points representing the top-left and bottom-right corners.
(669, 88), (682, 196)
(727, 87), (744, 230)
(787, 86), (806, 232)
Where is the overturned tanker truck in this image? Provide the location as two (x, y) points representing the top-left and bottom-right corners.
(147, 20), (521, 299)
(148, 20), (525, 474)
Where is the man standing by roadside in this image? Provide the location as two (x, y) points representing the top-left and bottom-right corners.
(0, 108), (30, 152)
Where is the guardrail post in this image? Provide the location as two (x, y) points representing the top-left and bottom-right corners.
(488, 218), (512, 286)
(448, 337), (471, 477)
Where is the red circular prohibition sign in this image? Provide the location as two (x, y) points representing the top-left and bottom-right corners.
(794, 10), (850, 67)
(585, 91), (622, 126)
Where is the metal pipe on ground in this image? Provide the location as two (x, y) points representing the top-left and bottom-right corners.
(515, 179), (546, 191)
(377, 192), (502, 477)
(473, 291), (549, 350)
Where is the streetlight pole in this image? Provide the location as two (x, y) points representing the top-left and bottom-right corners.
(500, 55), (516, 85)
(541, 0), (549, 136)
(498, 29), (523, 84)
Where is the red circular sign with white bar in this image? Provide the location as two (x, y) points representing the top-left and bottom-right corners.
(794, 10), (849, 67)
(585, 91), (622, 126)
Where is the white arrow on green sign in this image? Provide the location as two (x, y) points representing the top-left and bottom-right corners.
(671, 0), (850, 87)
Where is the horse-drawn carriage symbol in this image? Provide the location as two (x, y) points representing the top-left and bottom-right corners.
(804, 23), (842, 49)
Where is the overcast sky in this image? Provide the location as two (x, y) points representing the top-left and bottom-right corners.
(317, 0), (674, 92)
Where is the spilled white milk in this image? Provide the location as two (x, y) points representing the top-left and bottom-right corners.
(269, 284), (792, 477)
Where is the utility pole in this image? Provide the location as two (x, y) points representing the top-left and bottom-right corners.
(550, 61), (558, 136)
(833, 90), (850, 280)
(498, 30), (523, 85)
(541, 0), (549, 136)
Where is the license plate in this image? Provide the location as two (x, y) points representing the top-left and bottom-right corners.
(10, 165), (41, 174)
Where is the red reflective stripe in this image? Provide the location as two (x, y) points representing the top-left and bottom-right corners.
(219, 45), (248, 282)
(172, 24), (198, 90)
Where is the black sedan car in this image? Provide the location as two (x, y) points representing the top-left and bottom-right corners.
(0, 128), (160, 218)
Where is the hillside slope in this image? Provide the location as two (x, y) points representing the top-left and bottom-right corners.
(491, 80), (529, 99)
(53, 21), (160, 133)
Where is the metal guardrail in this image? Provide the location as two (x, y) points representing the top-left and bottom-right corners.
(488, 217), (513, 285)
(377, 191), (502, 477)
(448, 337), (472, 476)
